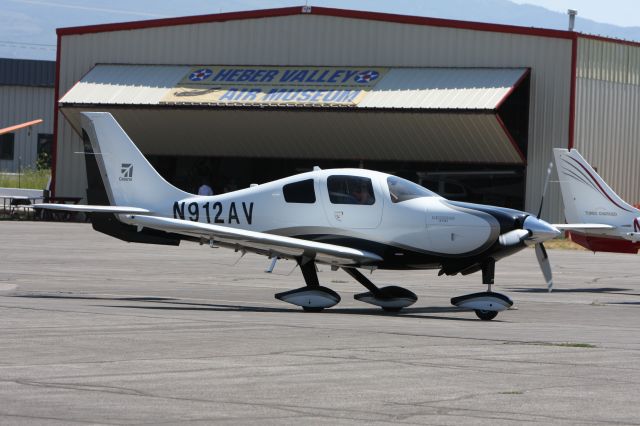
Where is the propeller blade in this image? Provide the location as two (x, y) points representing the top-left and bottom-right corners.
(537, 161), (554, 219)
(535, 243), (553, 292)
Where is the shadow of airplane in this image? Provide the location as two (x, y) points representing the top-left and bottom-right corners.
(97, 304), (482, 322)
(13, 293), (481, 322)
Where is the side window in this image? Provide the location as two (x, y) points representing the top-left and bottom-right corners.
(327, 175), (375, 205)
(387, 176), (436, 203)
(283, 179), (316, 203)
(37, 133), (53, 168)
(0, 133), (15, 160)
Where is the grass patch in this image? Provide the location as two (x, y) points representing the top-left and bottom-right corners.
(541, 238), (586, 250)
(0, 169), (50, 189)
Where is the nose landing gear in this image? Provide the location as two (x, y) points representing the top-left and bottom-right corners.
(450, 259), (513, 320)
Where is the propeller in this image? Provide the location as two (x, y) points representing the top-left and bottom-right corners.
(537, 162), (553, 219)
(498, 161), (558, 291)
(536, 161), (555, 291)
(535, 242), (553, 292)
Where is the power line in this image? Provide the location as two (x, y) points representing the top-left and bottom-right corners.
(0, 40), (56, 51)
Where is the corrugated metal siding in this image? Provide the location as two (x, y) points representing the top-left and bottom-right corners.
(575, 38), (640, 207)
(57, 14), (573, 221)
(61, 64), (526, 110)
(0, 58), (55, 87)
(0, 86), (54, 173)
(577, 38), (640, 85)
(60, 65), (190, 105)
(361, 68), (526, 109)
(62, 107), (522, 164)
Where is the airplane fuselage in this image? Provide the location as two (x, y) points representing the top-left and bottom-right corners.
(163, 169), (531, 272)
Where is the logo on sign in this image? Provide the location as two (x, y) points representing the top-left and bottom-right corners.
(354, 70), (379, 83)
(189, 68), (213, 82)
(120, 163), (133, 181)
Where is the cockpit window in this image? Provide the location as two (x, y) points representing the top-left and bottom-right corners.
(387, 176), (436, 203)
(283, 179), (316, 203)
(328, 176), (375, 205)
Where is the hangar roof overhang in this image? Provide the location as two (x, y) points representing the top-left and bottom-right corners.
(59, 64), (530, 165)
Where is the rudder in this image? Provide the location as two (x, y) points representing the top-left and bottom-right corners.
(81, 112), (191, 211)
(553, 148), (637, 224)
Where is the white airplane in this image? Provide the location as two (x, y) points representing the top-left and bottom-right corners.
(554, 148), (640, 253)
(36, 112), (560, 320)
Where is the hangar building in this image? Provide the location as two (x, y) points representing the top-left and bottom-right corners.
(0, 58), (55, 173)
(54, 6), (640, 222)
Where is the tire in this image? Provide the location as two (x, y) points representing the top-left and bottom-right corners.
(475, 309), (498, 321)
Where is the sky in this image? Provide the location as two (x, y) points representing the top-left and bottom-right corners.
(1, 0), (639, 61)
(511, 0), (640, 27)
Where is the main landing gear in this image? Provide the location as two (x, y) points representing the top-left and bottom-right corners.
(274, 258), (417, 312)
(275, 257), (512, 320)
(450, 259), (513, 321)
(274, 258), (341, 311)
(343, 267), (417, 312)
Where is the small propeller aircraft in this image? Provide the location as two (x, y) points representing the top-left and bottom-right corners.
(554, 148), (640, 253)
(36, 113), (560, 320)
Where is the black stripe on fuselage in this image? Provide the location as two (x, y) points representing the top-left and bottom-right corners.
(293, 233), (526, 272)
(445, 201), (528, 233)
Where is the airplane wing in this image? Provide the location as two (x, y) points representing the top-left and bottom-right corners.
(33, 204), (152, 214)
(127, 215), (383, 267)
(0, 119), (43, 136)
(553, 223), (616, 230)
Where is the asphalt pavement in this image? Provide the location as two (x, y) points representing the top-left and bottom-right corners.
(1, 221), (639, 425)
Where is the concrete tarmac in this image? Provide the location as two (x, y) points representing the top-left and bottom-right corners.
(1, 221), (639, 425)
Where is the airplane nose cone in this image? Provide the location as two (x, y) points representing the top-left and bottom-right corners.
(523, 216), (561, 244)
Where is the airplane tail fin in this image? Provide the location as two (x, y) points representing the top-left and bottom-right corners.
(553, 148), (638, 224)
(81, 112), (191, 211)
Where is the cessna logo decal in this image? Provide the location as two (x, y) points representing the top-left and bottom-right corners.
(120, 163), (133, 181)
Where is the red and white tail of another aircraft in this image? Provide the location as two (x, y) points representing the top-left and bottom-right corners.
(553, 148), (640, 253)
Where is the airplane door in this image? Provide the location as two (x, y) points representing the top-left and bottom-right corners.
(320, 174), (383, 229)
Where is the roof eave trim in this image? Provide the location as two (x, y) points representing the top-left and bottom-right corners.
(56, 5), (578, 42)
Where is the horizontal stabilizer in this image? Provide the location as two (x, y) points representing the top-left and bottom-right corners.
(33, 204), (152, 214)
(553, 223), (616, 231)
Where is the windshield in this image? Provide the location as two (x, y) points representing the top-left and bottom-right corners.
(387, 176), (437, 203)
